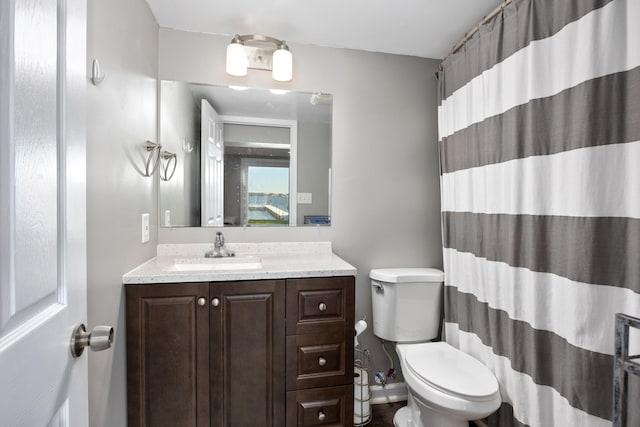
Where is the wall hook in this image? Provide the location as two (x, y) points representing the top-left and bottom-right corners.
(91, 59), (106, 86)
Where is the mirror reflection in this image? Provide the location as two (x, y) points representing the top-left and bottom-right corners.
(159, 81), (332, 227)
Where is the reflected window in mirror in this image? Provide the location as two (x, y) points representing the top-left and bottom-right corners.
(245, 163), (290, 226)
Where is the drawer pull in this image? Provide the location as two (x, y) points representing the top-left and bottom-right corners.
(318, 302), (327, 312)
(211, 297), (220, 307)
(197, 297), (206, 306)
(318, 356), (327, 366)
(318, 410), (326, 421)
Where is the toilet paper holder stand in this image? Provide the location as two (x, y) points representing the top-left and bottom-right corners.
(354, 347), (372, 426)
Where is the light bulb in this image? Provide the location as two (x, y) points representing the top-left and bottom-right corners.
(272, 47), (292, 82)
(226, 42), (247, 77)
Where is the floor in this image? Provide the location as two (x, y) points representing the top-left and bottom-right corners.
(369, 401), (405, 427)
(368, 401), (475, 426)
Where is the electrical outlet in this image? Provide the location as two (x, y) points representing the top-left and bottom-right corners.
(141, 213), (150, 243)
(164, 210), (171, 227)
(297, 192), (312, 204)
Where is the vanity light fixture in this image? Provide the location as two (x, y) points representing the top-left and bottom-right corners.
(226, 34), (293, 82)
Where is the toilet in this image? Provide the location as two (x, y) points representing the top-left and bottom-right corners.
(370, 268), (501, 427)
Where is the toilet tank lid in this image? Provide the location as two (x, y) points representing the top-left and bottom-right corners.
(369, 268), (444, 283)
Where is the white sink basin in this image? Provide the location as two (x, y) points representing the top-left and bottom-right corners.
(170, 256), (262, 271)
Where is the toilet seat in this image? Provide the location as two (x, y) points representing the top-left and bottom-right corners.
(405, 342), (499, 401)
(395, 342), (502, 422)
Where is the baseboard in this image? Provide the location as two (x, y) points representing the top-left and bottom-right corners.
(369, 382), (408, 405)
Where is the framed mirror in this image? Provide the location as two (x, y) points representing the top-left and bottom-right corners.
(159, 81), (332, 227)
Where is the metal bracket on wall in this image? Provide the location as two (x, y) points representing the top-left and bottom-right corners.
(613, 313), (640, 426)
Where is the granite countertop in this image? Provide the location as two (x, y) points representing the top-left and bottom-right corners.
(123, 242), (357, 284)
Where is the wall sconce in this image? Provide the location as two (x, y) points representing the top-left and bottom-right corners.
(226, 34), (293, 82)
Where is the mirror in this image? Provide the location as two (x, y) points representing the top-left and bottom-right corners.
(159, 81), (332, 227)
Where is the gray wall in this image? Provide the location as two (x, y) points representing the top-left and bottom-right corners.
(158, 29), (443, 384)
(160, 80), (200, 226)
(297, 121), (331, 224)
(86, 0), (158, 426)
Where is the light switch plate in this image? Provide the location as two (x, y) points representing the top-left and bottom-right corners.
(141, 213), (150, 243)
(164, 210), (171, 227)
(297, 192), (312, 204)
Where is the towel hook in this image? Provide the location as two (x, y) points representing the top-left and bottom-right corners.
(91, 59), (106, 86)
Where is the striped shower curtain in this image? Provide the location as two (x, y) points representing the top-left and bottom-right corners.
(438, 0), (640, 426)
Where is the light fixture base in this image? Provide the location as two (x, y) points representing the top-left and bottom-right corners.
(244, 45), (275, 71)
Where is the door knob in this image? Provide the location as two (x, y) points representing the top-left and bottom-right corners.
(70, 324), (114, 358)
(211, 297), (220, 307)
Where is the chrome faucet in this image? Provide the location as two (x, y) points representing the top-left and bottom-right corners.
(214, 231), (225, 256)
(205, 231), (234, 258)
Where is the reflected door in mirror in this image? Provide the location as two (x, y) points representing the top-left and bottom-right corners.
(201, 100), (224, 226)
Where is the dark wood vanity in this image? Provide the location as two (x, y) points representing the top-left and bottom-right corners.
(126, 276), (355, 427)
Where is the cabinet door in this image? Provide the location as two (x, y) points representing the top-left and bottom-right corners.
(126, 283), (210, 427)
(210, 280), (286, 427)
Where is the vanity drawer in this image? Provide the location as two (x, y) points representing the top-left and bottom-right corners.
(286, 329), (353, 390)
(286, 277), (355, 335)
(286, 385), (353, 427)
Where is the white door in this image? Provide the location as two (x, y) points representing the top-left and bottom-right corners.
(0, 0), (89, 425)
(201, 99), (224, 226)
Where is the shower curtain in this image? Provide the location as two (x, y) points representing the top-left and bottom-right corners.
(438, 0), (640, 426)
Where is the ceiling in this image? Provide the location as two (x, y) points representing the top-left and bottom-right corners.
(144, 0), (501, 59)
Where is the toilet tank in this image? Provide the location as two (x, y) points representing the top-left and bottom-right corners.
(370, 268), (445, 343)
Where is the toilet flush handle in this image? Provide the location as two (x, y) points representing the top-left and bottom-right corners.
(372, 282), (384, 294)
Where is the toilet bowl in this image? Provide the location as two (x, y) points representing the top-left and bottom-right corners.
(370, 268), (501, 427)
(394, 342), (500, 427)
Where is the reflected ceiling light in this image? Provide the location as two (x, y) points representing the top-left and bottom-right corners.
(269, 89), (289, 95)
(226, 34), (293, 82)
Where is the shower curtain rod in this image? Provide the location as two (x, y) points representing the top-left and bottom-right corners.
(441, 0), (512, 65)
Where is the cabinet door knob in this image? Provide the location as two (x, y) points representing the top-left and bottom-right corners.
(318, 302), (327, 312)
(317, 410), (326, 421)
(318, 356), (327, 366)
(197, 297), (206, 306)
(211, 297), (220, 307)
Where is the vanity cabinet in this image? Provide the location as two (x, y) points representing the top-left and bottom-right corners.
(126, 276), (354, 427)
